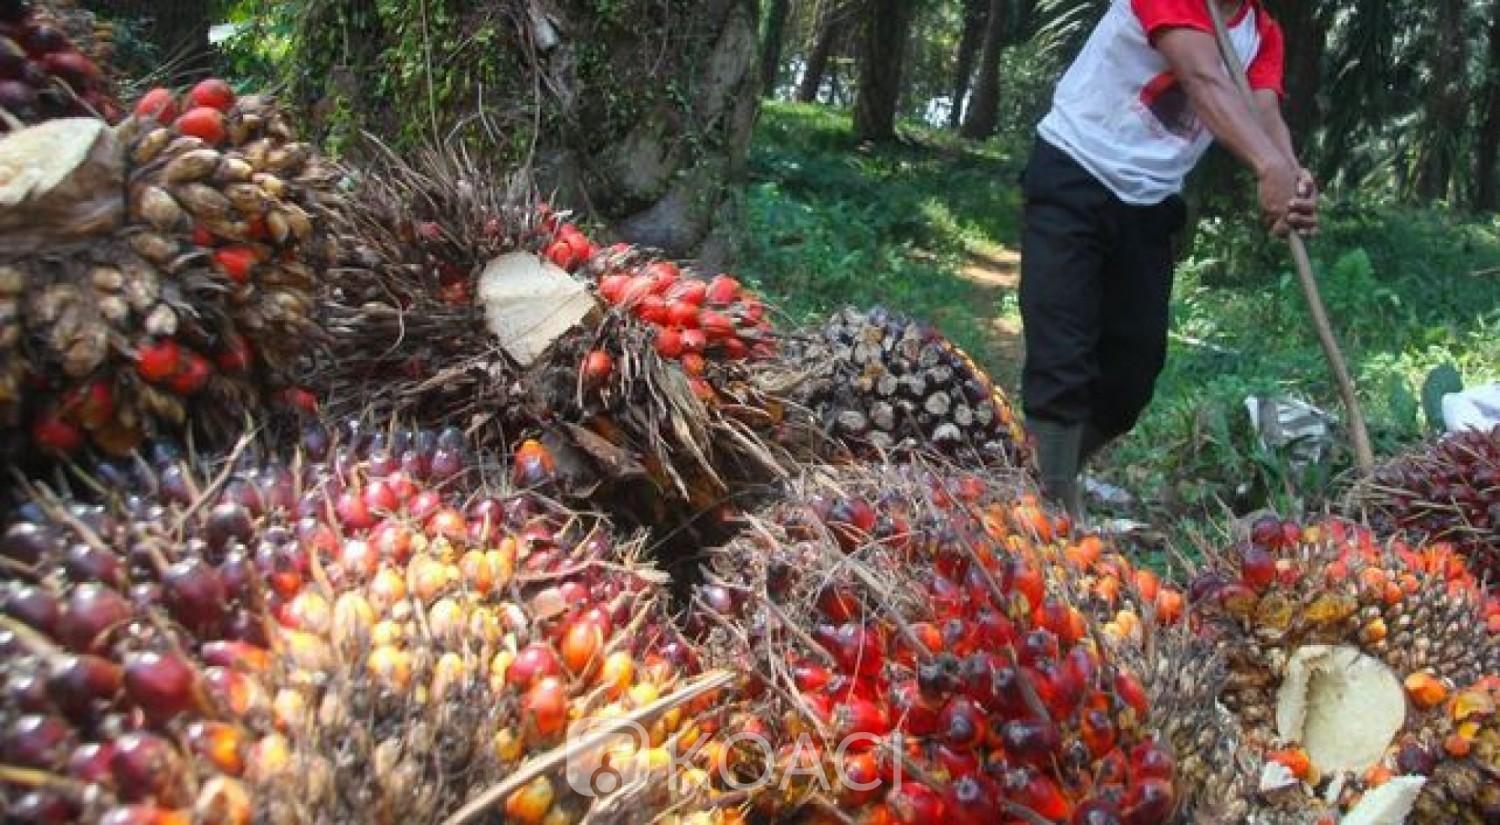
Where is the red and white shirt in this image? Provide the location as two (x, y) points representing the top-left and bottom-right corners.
(1036, 0), (1284, 205)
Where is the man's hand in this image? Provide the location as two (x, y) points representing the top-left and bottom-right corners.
(1261, 166), (1318, 236)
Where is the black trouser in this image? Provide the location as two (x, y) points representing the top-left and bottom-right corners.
(1018, 137), (1187, 442)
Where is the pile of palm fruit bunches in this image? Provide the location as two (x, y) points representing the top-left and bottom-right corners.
(4, 25), (1500, 825)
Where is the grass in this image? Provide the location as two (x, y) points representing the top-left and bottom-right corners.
(736, 102), (1028, 385)
(738, 101), (1500, 542)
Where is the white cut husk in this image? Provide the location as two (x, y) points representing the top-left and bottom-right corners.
(1275, 645), (1406, 775)
(1338, 776), (1425, 825)
(0, 118), (125, 248)
(478, 251), (599, 367)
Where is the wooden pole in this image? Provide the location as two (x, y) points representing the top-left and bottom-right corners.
(1205, 0), (1376, 476)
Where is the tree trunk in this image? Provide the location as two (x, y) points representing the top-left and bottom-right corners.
(961, 0), (1007, 140)
(947, 0), (989, 130)
(1474, 0), (1500, 211)
(851, 0), (916, 142)
(796, 0), (840, 102)
(759, 0), (792, 97)
(1262, 0), (1324, 145)
(290, 0), (761, 267)
(1414, 0), (1469, 201)
(82, 0), (216, 82)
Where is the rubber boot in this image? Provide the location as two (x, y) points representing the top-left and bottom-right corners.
(1031, 419), (1084, 523)
(1079, 421), (1113, 468)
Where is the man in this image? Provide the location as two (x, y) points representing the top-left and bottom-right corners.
(1018, 0), (1319, 518)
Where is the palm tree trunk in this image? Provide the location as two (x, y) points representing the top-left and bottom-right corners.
(1414, 0), (1469, 201)
(759, 0), (793, 97)
(961, 0), (1007, 140)
(83, 0), (216, 82)
(947, 0), (989, 130)
(851, 0), (916, 142)
(795, 0), (840, 102)
(1474, 0), (1500, 210)
(1262, 0), (1324, 145)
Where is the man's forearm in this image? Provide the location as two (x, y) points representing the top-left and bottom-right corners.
(1254, 90), (1299, 168)
(1178, 67), (1291, 179)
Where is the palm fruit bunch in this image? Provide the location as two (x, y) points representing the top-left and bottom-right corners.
(768, 306), (1032, 471)
(1351, 424), (1500, 583)
(0, 0), (118, 130)
(313, 149), (792, 529)
(0, 79), (337, 467)
(0, 421), (735, 825)
(687, 464), (1177, 824)
(1414, 676), (1500, 821)
(1184, 513), (1500, 822)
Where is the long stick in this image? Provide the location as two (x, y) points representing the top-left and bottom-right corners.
(1205, 0), (1376, 477)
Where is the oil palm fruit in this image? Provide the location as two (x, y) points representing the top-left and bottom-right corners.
(691, 465), (1175, 824)
(0, 421), (722, 825)
(1186, 514), (1500, 822)
(774, 307), (1031, 471)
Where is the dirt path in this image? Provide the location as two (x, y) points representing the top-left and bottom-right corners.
(957, 244), (1026, 392)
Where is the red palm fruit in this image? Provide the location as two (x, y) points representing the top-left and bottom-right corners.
(818, 586), (863, 622)
(5, 584), (61, 634)
(123, 651), (202, 723)
(544, 240), (577, 270)
(1129, 740), (1174, 782)
(581, 350), (614, 384)
(521, 676), (569, 740)
(507, 643), (563, 689)
(904, 622), (944, 663)
(57, 583), (132, 653)
(705, 274), (740, 304)
(886, 783), (946, 824)
(111, 732), (187, 804)
(839, 751), (885, 807)
(928, 574), (967, 617)
(61, 378), (115, 430)
(1001, 718), (1062, 767)
(1081, 708), (1117, 759)
(643, 260), (681, 288)
(933, 740), (981, 779)
(46, 654), (122, 721)
(32, 408), (84, 453)
(1121, 778), (1174, 825)
(666, 278), (707, 305)
(186, 721), (246, 776)
(1013, 772), (1072, 820)
(946, 775), (1000, 825)
(162, 558), (227, 635)
(833, 697), (890, 747)
(666, 300), (700, 329)
(793, 662), (834, 693)
(889, 679), (940, 736)
(1114, 670), (1149, 717)
(134, 87), (178, 124)
(1033, 662), (1085, 718)
(1039, 599), (1087, 646)
(99, 806), (191, 825)
(938, 695), (987, 750)
(195, 775), (253, 825)
(560, 619), (604, 676)
(814, 622), (886, 677)
(699, 309), (736, 341)
(425, 507), (466, 543)
(201, 666), (269, 718)
(721, 336), (751, 360)
(2, 715), (76, 769)
(960, 653), (1000, 706)
(655, 327), (684, 358)
(213, 246), (256, 284)
(511, 440), (556, 488)
(1010, 561), (1047, 612)
(68, 741), (116, 784)
(598, 273), (630, 303)
(176, 106), (227, 144)
(1017, 629), (1059, 667)
(166, 351), (212, 395)
(189, 78), (236, 111)
(975, 608), (1019, 649)
(1239, 544), (1277, 590)
(198, 641), (271, 674)
(637, 295), (669, 325)
(679, 326), (707, 354)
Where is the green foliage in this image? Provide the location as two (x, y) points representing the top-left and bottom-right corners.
(739, 103), (1024, 368)
(1105, 198), (1500, 520)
